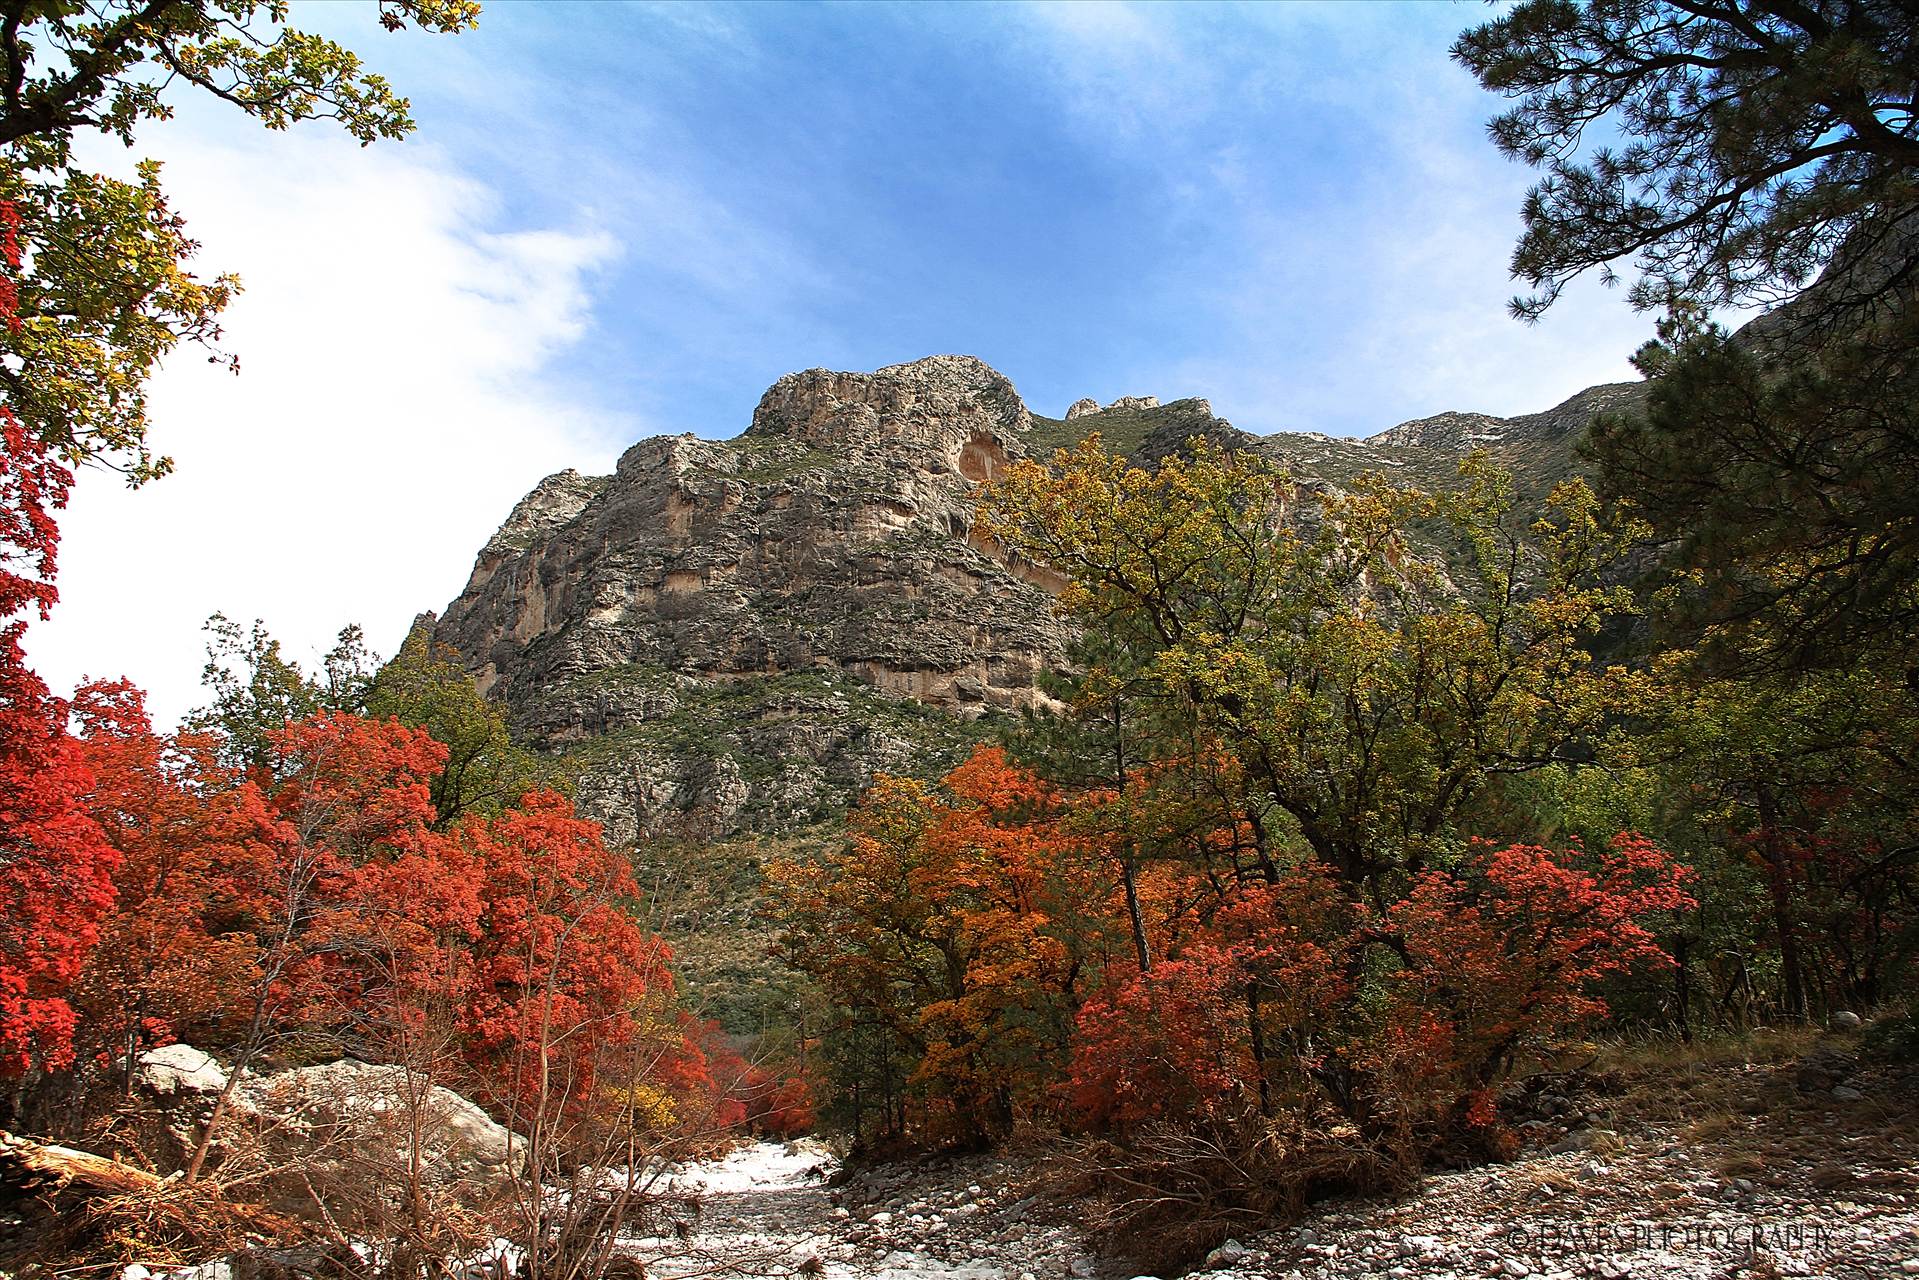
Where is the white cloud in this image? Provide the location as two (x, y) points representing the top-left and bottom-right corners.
(998, 2), (1709, 437)
(28, 127), (630, 726)
(1009, 1), (1241, 152)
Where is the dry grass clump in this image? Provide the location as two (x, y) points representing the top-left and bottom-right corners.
(1577, 1026), (1825, 1127)
(1807, 1162), (1859, 1191)
(1677, 1109), (1741, 1143)
(1053, 1114), (1415, 1276)
(1514, 1166), (1579, 1197)
(1594, 1025), (1823, 1076)
(1714, 1151), (1768, 1179)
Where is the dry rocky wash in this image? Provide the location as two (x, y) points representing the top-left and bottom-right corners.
(7, 1033), (1913, 1280)
(430, 355), (1641, 841)
(635, 1034), (1919, 1280)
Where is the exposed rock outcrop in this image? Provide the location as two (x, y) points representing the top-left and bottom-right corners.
(1065, 393), (1162, 420)
(239, 1059), (516, 1210)
(434, 356), (1636, 841)
(432, 355), (1074, 840)
(1365, 409), (1509, 451)
(126, 1046), (516, 1223)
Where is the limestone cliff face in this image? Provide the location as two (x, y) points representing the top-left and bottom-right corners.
(431, 355), (1072, 841)
(436, 355), (1632, 842)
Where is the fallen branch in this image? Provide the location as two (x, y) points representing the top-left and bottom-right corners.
(0, 1129), (318, 1268)
(0, 1130), (166, 1197)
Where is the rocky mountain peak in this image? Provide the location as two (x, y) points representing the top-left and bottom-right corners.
(1365, 410), (1509, 451)
(478, 467), (609, 562)
(1362, 382), (1648, 455)
(1065, 393), (1162, 420)
(1127, 399), (1252, 465)
(432, 355), (1072, 842)
(745, 354), (1030, 482)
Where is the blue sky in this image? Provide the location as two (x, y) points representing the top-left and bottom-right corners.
(37, 1), (1668, 720)
(315, 0), (1656, 437)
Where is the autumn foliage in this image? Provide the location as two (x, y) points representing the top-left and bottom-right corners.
(0, 197), (769, 1173)
(0, 199), (121, 1077)
(459, 790), (673, 1115)
(776, 743), (1694, 1157)
(66, 682), (268, 1075)
(0, 688), (751, 1163)
(769, 748), (1100, 1142)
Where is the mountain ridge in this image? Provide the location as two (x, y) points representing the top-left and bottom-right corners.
(430, 356), (1639, 841)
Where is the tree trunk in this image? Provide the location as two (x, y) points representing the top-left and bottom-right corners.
(1121, 854), (1152, 972)
(1113, 701), (1152, 972)
(1756, 788), (1808, 1022)
(182, 1057), (249, 1185)
(1246, 986), (1272, 1117)
(1672, 932), (1694, 1044)
(0, 1130), (165, 1196)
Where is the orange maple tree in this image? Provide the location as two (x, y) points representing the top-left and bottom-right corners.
(68, 683), (274, 1079)
(770, 746), (1101, 1140)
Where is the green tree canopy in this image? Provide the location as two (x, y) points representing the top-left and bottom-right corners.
(979, 438), (1643, 902)
(365, 622), (566, 828)
(1462, 1), (1919, 672)
(189, 611), (372, 772)
(0, 0), (478, 483)
(1587, 303), (1919, 673)
(192, 615), (561, 824)
(1456, 0), (1919, 320)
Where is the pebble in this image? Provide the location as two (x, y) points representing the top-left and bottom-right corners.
(1547, 1127), (1602, 1154)
(1204, 1238), (1251, 1268)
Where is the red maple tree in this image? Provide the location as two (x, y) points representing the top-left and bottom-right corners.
(67, 682), (275, 1078)
(0, 200), (120, 1076)
(458, 789), (674, 1117)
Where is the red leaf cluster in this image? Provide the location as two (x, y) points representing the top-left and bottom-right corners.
(0, 200), (120, 1076)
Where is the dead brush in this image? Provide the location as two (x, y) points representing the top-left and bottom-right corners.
(74, 1184), (317, 1268)
(1050, 1112), (1415, 1276)
(1715, 1151), (1768, 1179)
(0, 1163), (318, 1276)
